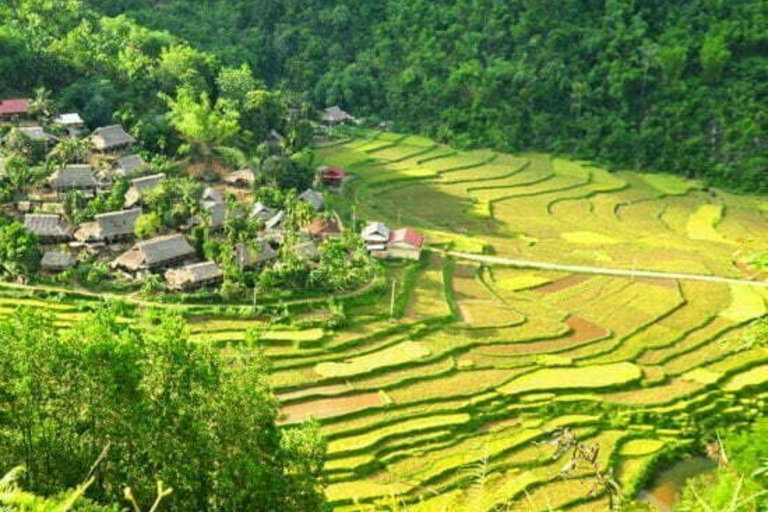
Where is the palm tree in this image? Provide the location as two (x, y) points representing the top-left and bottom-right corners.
(28, 86), (54, 122)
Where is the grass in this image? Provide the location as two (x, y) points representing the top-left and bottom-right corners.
(639, 172), (701, 195)
(619, 439), (666, 456)
(327, 413), (470, 455)
(720, 284), (766, 322)
(497, 362), (642, 395)
(723, 365), (768, 392)
(686, 204), (732, 244)
(314, 341), (431, 378)
(261, 328), (325, 342)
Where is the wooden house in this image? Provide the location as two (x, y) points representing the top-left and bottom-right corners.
(24, 213), (72, 242)
(361, 222), (390, 254)
(165, 261), (223, 290)
(0, 98), (31, 120)
(54, 113), (86, 136)
(318, 165), (349, 189)
(12, 126), (58, 144)
(112, 234), (195, 273)
(124, 173), (165, 207)
(91, 124), (135, 152)
(48, 164), (98, 194)
(321, 106), (355, 126)
(304, 217), (342, 242)
(75, 208), (142, 244)
(114, 154), (146, 177)
(251, 202), (276, 223)
(224, 168), (256, 188)
(387, 228), (424, 261)
(40, 250), (77, 272)
(234, 240), (278, 269)
(298, 188), (324, 211)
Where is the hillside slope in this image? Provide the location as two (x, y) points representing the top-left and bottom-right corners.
(85, 0), (768, 190)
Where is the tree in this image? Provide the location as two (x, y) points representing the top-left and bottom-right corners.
(0, 467), (119, 512)
(309, 234), (377, 292)
(47, 137), (91, 165)
(163, 87), (241, 172)
(0, 307), (327, 511)
(216, 63), (259, 108)
(134, 212), (162, 239)
(260, 155), (313, 191)
(700, 35), (731, 83)
(28, 86), (54, 122)
(2, 129), (35, 160)
(1, 156), (33, 198)
(143, 177), (203, 228)
(0, 221), (40, 277)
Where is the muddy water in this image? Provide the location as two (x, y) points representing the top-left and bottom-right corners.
(638, 457), (716, 511)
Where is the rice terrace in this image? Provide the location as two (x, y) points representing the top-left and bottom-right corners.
(307, 129), (768, 510)
(4, 127), (766, 510)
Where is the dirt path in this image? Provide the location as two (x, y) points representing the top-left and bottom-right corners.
(446, 251), (768, 288)
(0, 277), (380, 310)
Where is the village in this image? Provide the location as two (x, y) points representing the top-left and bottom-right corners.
(0, 97), (424, 295)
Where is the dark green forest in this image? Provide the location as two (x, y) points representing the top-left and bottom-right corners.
(82, 0), (768, 190)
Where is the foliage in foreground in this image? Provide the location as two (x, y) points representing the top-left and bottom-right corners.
(674, 421), (768, 511)
(0, 307), (327, 512)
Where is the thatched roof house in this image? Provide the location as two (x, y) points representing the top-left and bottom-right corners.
(321, 106), (355, 125)
(298, 189), (324, 211)
(165, 261), (223, 290)
(114, 154), (146, 177)
(265, 210), (286, 231)
(305, 217), (342, 241)
(75, 208), (142, 243)
(91, 125), (135, 151)
(224, 169), (256, 188)
(234, 241), (278, 269)
(40, 250), (77, 272)
(292, 240), (320, 261)
(251, 202), (275, 223)
(48, 164), (98, 191)
(14, 126), (58, 143)
(24, 213), (71, 241)
(112, 233), (195, 272)
(124, 173), (165, 208)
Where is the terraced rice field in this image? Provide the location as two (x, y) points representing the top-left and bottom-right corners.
(304, 130), (768, 510)
(4, 129), (766, 510)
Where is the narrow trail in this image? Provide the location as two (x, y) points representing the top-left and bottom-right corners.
(0, 277), (380, 310)
(446, 251), (768, 288)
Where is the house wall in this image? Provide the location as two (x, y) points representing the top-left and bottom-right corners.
(387, 246), (421, 261)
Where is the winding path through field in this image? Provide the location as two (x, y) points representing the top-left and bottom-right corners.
(446, 251), (768, 288)
(0, 276), (381, 309)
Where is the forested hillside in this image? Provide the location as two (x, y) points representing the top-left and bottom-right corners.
(84, 0), (768, 190)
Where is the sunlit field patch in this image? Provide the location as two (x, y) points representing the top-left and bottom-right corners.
(497, 362), (642, 395)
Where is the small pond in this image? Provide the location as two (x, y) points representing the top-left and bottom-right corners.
(638, 456), (716, 511)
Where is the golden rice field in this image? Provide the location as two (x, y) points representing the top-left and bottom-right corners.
(300, 129), (768, 510)
(2, 129), (765, 511)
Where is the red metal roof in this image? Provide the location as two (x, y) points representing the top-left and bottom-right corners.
(321, 166), (348, 180)
(0, 98), (31, 116)
(389, 228), (424, 248)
